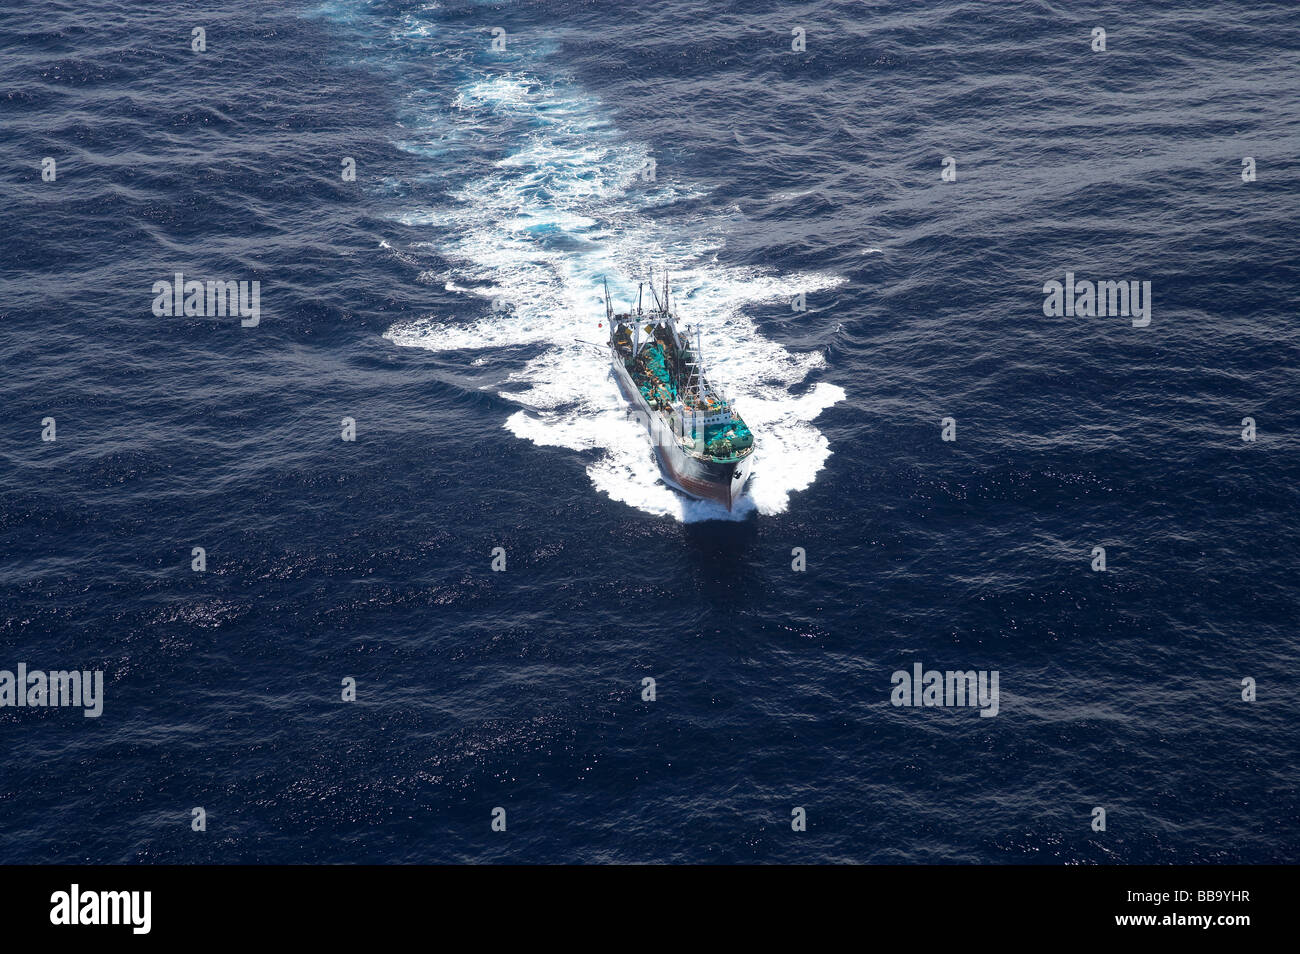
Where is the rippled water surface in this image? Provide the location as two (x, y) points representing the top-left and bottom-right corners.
(1, 0), (1297, 862)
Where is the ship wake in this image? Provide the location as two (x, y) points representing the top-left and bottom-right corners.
(379, 25), (845, 521)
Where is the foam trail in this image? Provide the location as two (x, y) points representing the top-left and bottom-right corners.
(380, 23), (846, 521)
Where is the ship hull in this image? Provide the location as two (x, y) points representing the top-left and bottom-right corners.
(611, 350), (754, 510)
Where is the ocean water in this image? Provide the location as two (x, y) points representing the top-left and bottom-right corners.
(1, 0), (1297, 863)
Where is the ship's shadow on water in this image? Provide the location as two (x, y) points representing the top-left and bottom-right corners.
(678, 516), (763, 599)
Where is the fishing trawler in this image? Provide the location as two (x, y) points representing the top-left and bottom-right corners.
(603, 274), (755, 510)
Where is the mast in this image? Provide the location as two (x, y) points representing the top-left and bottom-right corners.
(682, 324), (701, 407)
(648, 267), (663, 312)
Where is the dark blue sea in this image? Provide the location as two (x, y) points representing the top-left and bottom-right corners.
(2, 0), (1297, 864)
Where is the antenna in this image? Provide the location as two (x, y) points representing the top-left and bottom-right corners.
(637, 283), (643, 315)
(602, 277), (612, 322)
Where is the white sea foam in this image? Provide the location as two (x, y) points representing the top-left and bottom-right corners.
(382, 57), (846, 521)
